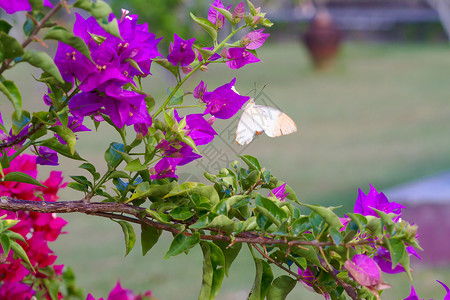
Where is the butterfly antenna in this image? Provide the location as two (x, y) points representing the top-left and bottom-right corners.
(254, 84), (267, 101)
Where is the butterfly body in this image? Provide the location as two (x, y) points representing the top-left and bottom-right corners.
(235, 99), (297, 145)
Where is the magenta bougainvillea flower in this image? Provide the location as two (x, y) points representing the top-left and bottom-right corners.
(36, 146), (59, 166)
(0, 0), (52, 14)
(53, 116), (91, 144)
(208, 0), (231, 29)
(353, 184), (405, 222)
(174, 111), (217, 146)
(403, 286), (424, 300)
(200, 78), (250, 119)
(437, 280), (450, 300)
(344, 254), (391, 296)
(86, 281), (153, 300)
(268, 183), (289, 201)
(374, 246), (420, 274)
(150, 157), (183, 180)
(0, 282), (36, 299)
(241, 29), (270, 50)
(167, 33), (196, 67)
(226, 47), (260, 69)
(232, 2), (245, 22)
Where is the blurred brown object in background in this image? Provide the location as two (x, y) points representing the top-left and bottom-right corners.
(302, 9), (342, 70)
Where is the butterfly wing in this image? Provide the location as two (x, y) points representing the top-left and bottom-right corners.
(235, 101), (266, 145)
(254, 105), (297, 138)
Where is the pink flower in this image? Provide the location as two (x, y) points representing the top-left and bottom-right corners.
(268, 183), (289, 201)
(0, 282), (36, 299)
(241, 29), (270, 50)
(226, 47), (260, 69)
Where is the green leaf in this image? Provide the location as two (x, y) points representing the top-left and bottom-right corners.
(44, 26), (93, 62)
(329, 227), (343, 245)
(255, 195), (287, 227)
(199, 241), (225, 300)
(67, 182), (88, 193)
(79, 162), (100, 181)
(167, 87), (184, 106)
(386, 237), (406, 270)
(97, 18), (121, 39)
(170, 205), (195, 221)
(70, 175), (92, 188)
(372, 208), (396, 235)
(39, 137), (85, 161)
(11, 242), (35, 272)
(164, 232), (200, 259)
(248, 257), (273, 300)
(11, 110), (30, 135)
(5, 231), (26, 243)
(19, 50), (64, 83)
(49, 126), (77, 155)
(206, 215), (237, 233)
(0, 80), (22, 118)
(29, 0), (44, 11)
(291, 216), (311, 235)
(346, 213), (367, 230)
(0, 20), (12, 34)
(214, 241), (242, 277)
(104, 142), (124, 169)
(266, 275), (297, 300)
(238, 155), (261, 171)
(211, 6), (233, 24)
(127, 181), (177, 203)
(190, 12), (217, 40)
(141, 225), (162, 256)
(73, 0), (112, 19)
(0, 234), (11, 257)
(290, 245), (324, 270)
(2, 172), (46, 188)
(116, 221), (136, 256)
(164, 182), (220, 205)
(302, 204), (342, 229)
(124, 158), (147, 172)
(153, 58), (179, 78)
(0, 32), (24, 59)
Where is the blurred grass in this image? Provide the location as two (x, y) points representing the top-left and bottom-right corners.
(3, 41), (450, 299)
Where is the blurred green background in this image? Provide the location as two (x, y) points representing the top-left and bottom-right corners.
(2, 0), (450, 299)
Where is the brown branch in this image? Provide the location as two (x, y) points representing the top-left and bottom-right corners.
(0, 197), (380, 249)
(320, 261), (359, 300)
(251, 243), (301, 279)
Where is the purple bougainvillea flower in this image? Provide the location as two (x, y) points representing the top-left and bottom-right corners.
(268, 183), (289, 201)
(226, 47), (260, 69)
(209, 0), (231, 29)
(297, 268), (330, 299)
(437, 280), (450, 300)
(54, 42), (96, 84)
(353, 184), (405, 222)
(36, 147), (59, 166)
(241, 29), (270, 50)
(53, 116), (91, 144)
(69, 91), (104, 120)
(373, 246), (420, 274)
(73, 13), (109, 50)
(232, 2), (245, 22)
(167, 34), (196, 67)
(403, 286), (424, 300)
(193, 81), (209, 101)
(150, 157), (183, 180)
(344, 254), (391, 296)
(202, 78), (250, 119)
(174, 111), (217, 146)
(0, 0), (52, 14)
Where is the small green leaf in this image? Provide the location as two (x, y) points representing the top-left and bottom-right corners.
(67, 182), (88, 193)
(190, 12), (217, 40)
(39, 137), (85, 161)
(302, 203), (342, 229)
(387, 237), (406, 269)
(0, 80), (22, 118)
(290, 245), (324, 270)
(238, 155), (261, 171)
(49, 126), (77, 155)
(141, 225), (162, 256)
(104, 142), (124, 169)
(5, 231), (26, 243)
(11, 242), (35, 272)
(79, 162), (100, 181)
(44, 26), (93, 62)
(248, 257), (273, 300)
(214, 241), (242, 277)
(116, 220), (136, 256)
(199, 241), (226, 300)
(167, 87), (184, 106)
(329, 227), (343, 245)
(169, 206), (195, 221)
(127, 181), (177, 203)
(0, 32), (24, 59)
(212, 6), (233, 24)
(0, 20), (12, 34)
(266, 275), (297, 300)
(29, 0), (44, 11)
(153, 58), (178, 78)
(291, 216), (310, 235)
(0, 234), (11, 257)
(2, 172), (46, 188)
(124, 158), (147, 172)
(164, 182), (220, 205)
(19, 50), (64, 83)
(73, 0), (112, 18)
(164, 232), (200, 259)
(255, 195), (287, 227)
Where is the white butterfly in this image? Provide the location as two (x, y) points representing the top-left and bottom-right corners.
(235, 98), (298, 145)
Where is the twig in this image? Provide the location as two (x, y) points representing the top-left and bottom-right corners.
(320, 261), (358, 300)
